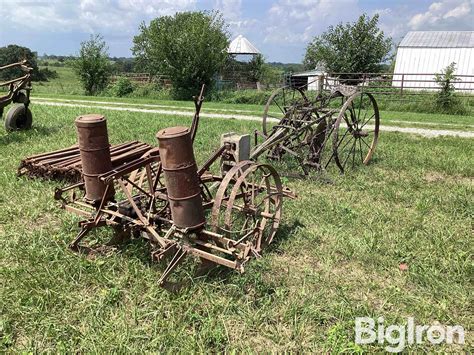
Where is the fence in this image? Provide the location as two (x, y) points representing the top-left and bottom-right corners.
(305, 72), (474, 101)
(110, 72), (151, 84)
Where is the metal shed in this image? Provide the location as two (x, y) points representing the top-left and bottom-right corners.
(393, 31), (474, 91)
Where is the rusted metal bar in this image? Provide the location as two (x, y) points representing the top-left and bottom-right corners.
(18, 140), (154, 182)
(190, 84), (205, 143)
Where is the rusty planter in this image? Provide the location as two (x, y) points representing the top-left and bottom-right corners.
(156, 126), (205, 230)
(75, 114), (115, 203)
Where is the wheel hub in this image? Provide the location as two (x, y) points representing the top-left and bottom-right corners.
(353, 129), (369, 138)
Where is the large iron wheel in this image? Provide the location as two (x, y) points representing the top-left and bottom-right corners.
(211, 161), (283, 253)
(332, 92), (380, 173)
(262, 86), (309, 136)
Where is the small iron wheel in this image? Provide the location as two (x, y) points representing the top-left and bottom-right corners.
(211, 161), (283, 253)
(5, 104), (33, 131)
(332, 92), (380, 173)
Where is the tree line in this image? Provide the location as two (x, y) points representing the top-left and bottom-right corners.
(1, 11), (394, 98)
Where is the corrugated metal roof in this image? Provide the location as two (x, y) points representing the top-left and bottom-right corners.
(399, 31), (474, 48)
(292, 69), (324, 77)
(228, 35), (260, 55)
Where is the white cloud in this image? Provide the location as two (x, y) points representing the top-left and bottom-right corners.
(444, 1), (471, 17)
(0, 0), (196, 34)
(213, 0), (259, 39)
(214, 0), (242, 21)
(264, 0), (360, 44)
(408, 0), (473, 30)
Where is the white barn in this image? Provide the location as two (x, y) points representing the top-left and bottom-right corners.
(393, 31), (474, 91)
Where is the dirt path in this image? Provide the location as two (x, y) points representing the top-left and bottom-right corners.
(32, 99), (474, 139)
(34, 96), (259, 114)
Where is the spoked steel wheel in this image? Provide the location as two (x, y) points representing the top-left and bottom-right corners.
(211, 161), (283, 253)
(262, 86), (309, 136)
(333, 92), (380, 173)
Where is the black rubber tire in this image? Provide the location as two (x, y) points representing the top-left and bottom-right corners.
(0, 107), (3, 119)
(5, 104), (33, 131)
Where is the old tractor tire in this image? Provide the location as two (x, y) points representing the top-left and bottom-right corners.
(5, 104), (33, 131)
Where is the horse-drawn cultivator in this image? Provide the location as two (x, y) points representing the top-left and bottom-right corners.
(53, 89), (294, 285)
(252, 84), (380, 175)
(0, 60), (33, 132)
(19, 83), (381, 285)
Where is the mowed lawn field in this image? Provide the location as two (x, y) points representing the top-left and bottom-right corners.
(0, 102), (473, 352)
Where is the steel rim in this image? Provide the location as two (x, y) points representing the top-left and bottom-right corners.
(211, 161), (283, 252)
(333, 92), (380, 173)
(262, 86), (309, 136)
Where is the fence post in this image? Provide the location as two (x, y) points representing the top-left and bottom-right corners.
(318, 74), (324, 96)
(400, 74), (404, 97)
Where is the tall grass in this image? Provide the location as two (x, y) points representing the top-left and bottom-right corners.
(0, 105), (472, 352)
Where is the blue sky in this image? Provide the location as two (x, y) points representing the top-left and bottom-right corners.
(0, 0), (472, 62)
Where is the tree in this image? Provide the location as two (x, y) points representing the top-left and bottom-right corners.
(304, 14), (392, 83)
(0, 44), (45, 81)
(73, 34), (111, 95)
(132, 11), (229, 99)
(248, 54), (265, 82)
(434, 62), (462, 112)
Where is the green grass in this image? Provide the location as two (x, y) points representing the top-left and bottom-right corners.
(30, 65), (474, 129)
(0, 104), (472, 352)
(34, 67), (83, 96)
(32, 94), (474, 133)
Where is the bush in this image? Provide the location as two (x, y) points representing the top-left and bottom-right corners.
(73, 34), (111, 95)
(208, 89), (272, 105)
(111, 77), (134, 97)
(433, 62), (467, 114)
(38, 67), (58, 80)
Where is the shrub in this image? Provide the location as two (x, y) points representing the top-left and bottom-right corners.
(433, 62), (467, 114)
(73, 34), (111, 95)
(208, 89), (272, 105)
(38, 67), (58, 80)
(111, 77), (134, 97)
(129, 83), (172, 100)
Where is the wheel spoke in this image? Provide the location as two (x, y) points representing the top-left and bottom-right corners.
(360, 113), (375, 129)
(342, 139), (356, 169)
(273, 98), (284, 115)
(357, 94), (363, 126)
(360, 137), (371, 149)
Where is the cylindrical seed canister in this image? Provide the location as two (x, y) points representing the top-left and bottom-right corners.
(156, 126), (205, 230)
(75, 114), (115, 203)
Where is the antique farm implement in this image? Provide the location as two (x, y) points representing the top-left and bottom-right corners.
(250, 85), (380, 175)
(0, 60), (33, 131)
(18, 141), (154, 182)
(54, 88), (293, 284)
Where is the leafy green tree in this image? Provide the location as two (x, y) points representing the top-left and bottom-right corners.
(304, 14), (392, 83)
(248, 54), (265, 82)
(73, 34), (111, 95)
(132, 11), (229, 99)
(434, 62), (463, 113)
(0, 44), (45, 81)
